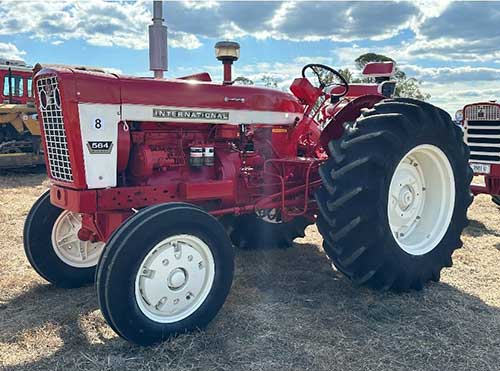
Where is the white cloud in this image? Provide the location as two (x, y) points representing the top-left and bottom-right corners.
(0, 0), (493, 65)
(0, 42), (26, 61)
(101, 67), (123, 75)
(271, 2), (419, 42)
(402, 65), (500, 83)
(425, 81), (500, 115)
(408, 2), (500, 62)
(1, 0), (499, 117)
(0, 1), (201, 50)
(169, 32), (202, 49)
(392, 64), (500, 113)
(0, 1), (427, 51)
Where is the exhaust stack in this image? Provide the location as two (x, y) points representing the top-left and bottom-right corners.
(149, 1), (168, 78)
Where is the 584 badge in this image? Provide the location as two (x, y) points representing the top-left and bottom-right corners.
(87, 141), (113, 154)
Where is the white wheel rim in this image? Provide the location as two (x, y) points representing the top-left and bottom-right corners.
(388, 144), (455, 255)
(134, 234), (215, 323)
(51, 211), (105, 268)
(256, 208), (282, 224)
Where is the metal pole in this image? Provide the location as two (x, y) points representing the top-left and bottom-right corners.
(8, 67), (12, 104)
(149, 0), (168, 78)
(223, 61), (233, 84)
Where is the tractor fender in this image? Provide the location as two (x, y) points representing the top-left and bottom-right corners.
(319, 94), (384, 154)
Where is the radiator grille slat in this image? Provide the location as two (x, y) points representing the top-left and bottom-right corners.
(464, 105), (500, 164)
(37, 76), (73, 182)
(464, 104), (500, 121)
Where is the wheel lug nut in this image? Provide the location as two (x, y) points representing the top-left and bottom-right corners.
(188, 255), (193, 262)
(162, 259), (169, 265)
(174, 298), (179, 305)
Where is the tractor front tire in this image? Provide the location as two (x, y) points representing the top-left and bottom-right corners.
(229, 214), (312, 249)
(23, 190), (105, 288)
(316, 98), (473, 291)
(96, 202), (234, 346)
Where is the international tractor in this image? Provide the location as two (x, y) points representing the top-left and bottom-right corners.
(23, 4), (472, 346)
(456, 102), (500, 205)
(0, 58), (44, 168)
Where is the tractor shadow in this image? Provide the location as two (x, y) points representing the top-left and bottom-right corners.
(2, 243), (500, 370)
(463, 218), (500, 238)
(0, 167), (47, 189)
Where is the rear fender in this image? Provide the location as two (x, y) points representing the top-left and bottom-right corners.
(319, 94), (384, 154)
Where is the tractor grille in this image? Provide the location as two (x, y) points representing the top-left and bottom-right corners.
(464, 105), (500, 164)
(36, 76), (73, 182)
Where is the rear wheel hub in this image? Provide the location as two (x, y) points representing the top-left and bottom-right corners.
(388, 144), (455, 256)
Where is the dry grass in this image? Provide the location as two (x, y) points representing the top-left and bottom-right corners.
(0, 170), (499, 371)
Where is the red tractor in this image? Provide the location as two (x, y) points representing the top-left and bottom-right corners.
(457, 102), (500, 204)
(23, 10), (472, 344)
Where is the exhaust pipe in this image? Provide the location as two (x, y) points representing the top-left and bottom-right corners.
(149, 1), (168, 78)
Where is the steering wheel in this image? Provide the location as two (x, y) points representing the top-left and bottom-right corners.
(301, 63), (349, 98)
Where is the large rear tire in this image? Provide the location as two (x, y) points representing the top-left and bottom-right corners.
(96, 202), (234, 346)
(315, 98), (473, 291)
(23, 190), (105, 288)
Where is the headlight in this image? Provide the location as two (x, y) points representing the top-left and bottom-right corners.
(455, 109), (463, 123)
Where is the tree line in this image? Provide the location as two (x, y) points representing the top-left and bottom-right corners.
(234, 53), (429, 100)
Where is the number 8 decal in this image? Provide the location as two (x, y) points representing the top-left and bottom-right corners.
(95, 118), (102, 129)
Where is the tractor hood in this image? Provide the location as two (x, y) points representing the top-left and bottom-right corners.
(36, 67), (304, 126)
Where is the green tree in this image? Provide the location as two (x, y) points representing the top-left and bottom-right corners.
(260, 75), (279, 88)
(233, 76), (254, 85)
(394, 77), (430, 101)
(338, 68), (363, 84)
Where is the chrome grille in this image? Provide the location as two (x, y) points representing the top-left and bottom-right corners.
(464, 104), (500, 164)
(37, 75), (73, 182)
(464, 104), (500, 121)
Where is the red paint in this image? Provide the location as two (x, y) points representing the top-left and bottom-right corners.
(328, 84), (381, 97)
(177, 72), (212, 82)
(290, 78), (322, 105)
(50, 185), (97, 213)
(319, 95), (385, 152)
(180, 180), (234, 200)
(463, 102), (500, 196)
(34, 66), (390, 242)
(362, 62), (395, 77)
(223, 62), (232, 84)
(471, 176), (500, 196)
(0, 68), (34, 104)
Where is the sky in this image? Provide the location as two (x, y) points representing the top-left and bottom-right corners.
(1, 0), (500, 115)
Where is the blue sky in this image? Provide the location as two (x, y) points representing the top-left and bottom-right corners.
(1, 1), (500, 114)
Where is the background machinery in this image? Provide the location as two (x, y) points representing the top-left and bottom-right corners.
(457, 102), (500, 205)
(0, 58), (44, 169)
(23, 2), (472, 345)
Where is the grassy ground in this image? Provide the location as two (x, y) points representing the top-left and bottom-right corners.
(0, 170), (499, 371)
